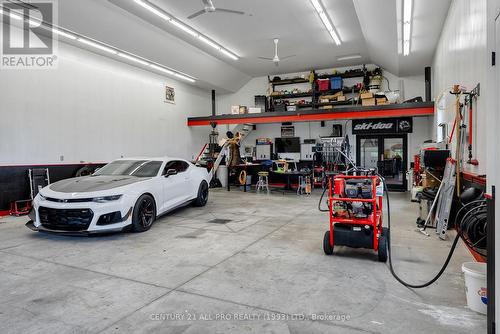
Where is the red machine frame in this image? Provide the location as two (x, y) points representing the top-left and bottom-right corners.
(326, 174), (384, 252)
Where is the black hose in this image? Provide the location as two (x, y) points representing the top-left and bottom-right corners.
(382, 173), (462, 289)
(318, 186), (329, 212)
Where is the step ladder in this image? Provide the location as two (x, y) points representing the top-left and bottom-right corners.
(435, 159), (457, 240)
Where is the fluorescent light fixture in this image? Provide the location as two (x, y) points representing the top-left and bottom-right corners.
(402, 0), (412, 56)
(310, 0), (322, 13)
(198, 35), (220, 50)
(78, 38), (118, 55)
(403, 0), (413, 23)
(52, 27), (77, 40)
(309, 0), (341, 46)
(220, 48), (238, 60)
(150, 64), (174, 75)
(169, 19), (198, 37)
(5, 5), (197, 83)
(118, 52), (149, 66)
(10, 12), (23, 20)
(133, 0), (239, 60)
(337, 54), (362, 61)
(134, 0), (171, 22)
(175, 73), (196, 83)
(403, 41), (410, 56)
(0, 7), (22, 20)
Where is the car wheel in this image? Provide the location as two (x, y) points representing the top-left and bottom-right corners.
(193, 181), (209, 207)
(131, 194), (156, 232)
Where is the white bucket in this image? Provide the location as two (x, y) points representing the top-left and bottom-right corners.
(462, 262), (487, 314)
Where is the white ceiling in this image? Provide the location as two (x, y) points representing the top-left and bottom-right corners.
(57, 0), (451, 92)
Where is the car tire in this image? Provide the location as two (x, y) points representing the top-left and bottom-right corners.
(131, 194), (156, 233)
(193, 181), (209, 207)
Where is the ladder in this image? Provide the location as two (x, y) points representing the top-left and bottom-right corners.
(210, 123), (253, 177)
(435, 159), (457, 240)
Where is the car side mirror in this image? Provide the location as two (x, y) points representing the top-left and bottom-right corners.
(165, 169), (177, 177)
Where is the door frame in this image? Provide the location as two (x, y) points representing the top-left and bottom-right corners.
(356, 134), (408, 191)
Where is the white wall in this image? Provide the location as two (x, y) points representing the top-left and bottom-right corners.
(432, 0), (488, 176)
(0, 38), (210, 165)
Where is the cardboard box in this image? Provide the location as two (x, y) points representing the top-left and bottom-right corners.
(337, 95), (347, 102)
(360, 92), (374, 99)
(248, 107), (261, 114)
(422, 170), (442, 188)
(376, 97), (387, 104)
(362, 98), (376, 106)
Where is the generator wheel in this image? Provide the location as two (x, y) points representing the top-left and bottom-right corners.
(378, 235), (388, 262)
(323, 231), (334, 255)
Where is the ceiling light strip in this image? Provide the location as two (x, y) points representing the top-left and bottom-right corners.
(133, 0), (239, 60)
(402, 0), (412, 56)
(309, 0), (341, 45)
(337, 54), (362, 61)
(0, 6), (196, 82)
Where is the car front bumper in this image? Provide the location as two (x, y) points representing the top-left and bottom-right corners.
(29, 195), (135, 234)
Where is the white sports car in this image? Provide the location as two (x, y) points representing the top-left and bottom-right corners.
(26, 157), (210, 235)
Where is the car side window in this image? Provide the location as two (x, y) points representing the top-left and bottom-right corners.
(162, 160), (189, 175)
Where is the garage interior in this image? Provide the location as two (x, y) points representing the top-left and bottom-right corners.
(0, 0), (498, 333)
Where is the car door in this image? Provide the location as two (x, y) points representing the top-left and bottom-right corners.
(160, 160), (190, 211)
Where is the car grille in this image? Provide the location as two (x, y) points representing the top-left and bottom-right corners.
(45, 197), (93, 203)
(38, 207), (93, 231)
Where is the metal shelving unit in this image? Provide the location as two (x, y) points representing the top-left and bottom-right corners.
(267, 67), (375, 111)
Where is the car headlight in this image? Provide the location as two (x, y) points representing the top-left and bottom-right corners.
(92, 195), (122, 203)
(38, 193), (46, 201)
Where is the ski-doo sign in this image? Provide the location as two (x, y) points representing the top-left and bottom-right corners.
(352, 117), (412, 134)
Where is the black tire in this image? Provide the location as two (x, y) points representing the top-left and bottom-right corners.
(131, 194), (156, 232)
(323, 231), (334, 255)
(193, 181), (209, 207)
(378, 234), (388, 262)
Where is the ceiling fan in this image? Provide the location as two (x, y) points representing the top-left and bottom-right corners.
(258, 39), (296, 66)
(187, 0), (246, 19)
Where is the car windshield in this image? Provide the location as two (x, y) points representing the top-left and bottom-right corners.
(93, 160), (162, 177)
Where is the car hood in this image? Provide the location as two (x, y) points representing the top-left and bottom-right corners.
(48, 175), (149, 193)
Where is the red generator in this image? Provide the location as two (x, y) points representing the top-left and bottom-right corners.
(323, 174), (388, 262)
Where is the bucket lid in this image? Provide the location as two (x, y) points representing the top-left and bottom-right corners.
(462, 262), (486, 278)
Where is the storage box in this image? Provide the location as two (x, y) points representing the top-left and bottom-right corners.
(376, 97), (388, 104)
(422, 170), (442, 188)
(360, 92), (374, 99)
(249, 107), (261, 114)
(330, 76), (342, 90)
(317, 79), (330, 92)
(361, 98), (376, 106)
(337, 95), (347, 102)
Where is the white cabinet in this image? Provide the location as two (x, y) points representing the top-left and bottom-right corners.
(256, 144), (272, 160)
(301, 143), (315, 161)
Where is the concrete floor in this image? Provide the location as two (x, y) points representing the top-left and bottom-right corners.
(0, 189), (486, 334)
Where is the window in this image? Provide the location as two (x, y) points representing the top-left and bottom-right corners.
(94, 160), (162, 177)
(163, 160), (189, 175)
